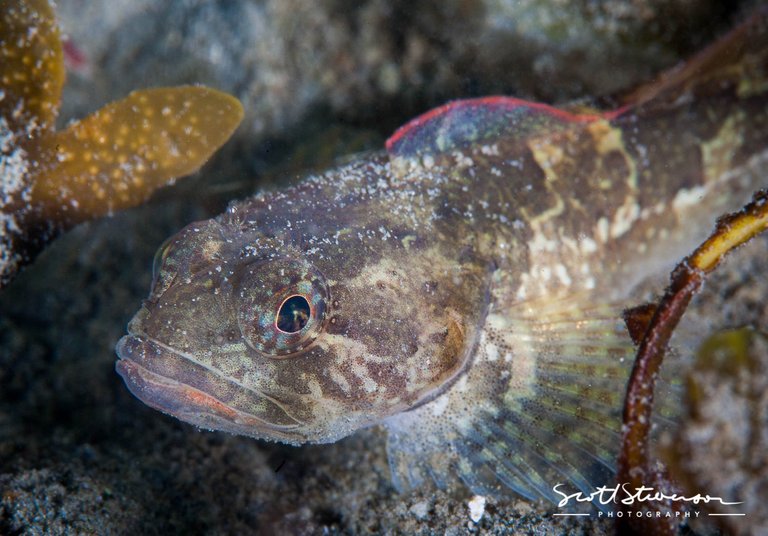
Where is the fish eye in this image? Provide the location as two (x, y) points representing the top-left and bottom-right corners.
(276, 295), (311, 333)
(234, 259), (329, 357)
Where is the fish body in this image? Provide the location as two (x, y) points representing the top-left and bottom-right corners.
(116, 12), (768, 502)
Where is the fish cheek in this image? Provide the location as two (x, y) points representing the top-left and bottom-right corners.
(141, 274), (236, 355)
(330, 284), (468, 408)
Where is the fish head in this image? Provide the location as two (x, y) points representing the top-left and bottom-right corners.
(116, 163), (491, 444)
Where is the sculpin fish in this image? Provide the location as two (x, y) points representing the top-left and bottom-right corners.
(116, 13), (768, 502)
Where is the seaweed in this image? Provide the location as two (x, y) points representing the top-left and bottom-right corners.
(0, 0), (243, 288)
(618, 189), (768, 535)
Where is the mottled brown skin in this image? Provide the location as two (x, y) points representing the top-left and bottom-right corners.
(118, 155), (494, 443)
(117, 12), (768, 502)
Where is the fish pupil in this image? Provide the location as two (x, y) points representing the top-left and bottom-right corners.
(276, 295), (311, 333)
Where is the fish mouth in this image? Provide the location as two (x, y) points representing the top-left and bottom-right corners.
(115, 334), (304, 442)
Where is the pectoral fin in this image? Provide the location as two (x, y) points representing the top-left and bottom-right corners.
(385, 294), (682, 506)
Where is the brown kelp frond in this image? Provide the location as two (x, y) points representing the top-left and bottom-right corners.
(617, 189), (768, 536)
(0, 0), (244, 289)
(31, 87), (243, 225)
(0, 0), (64, 135)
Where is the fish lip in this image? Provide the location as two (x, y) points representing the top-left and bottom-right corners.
(115, 335), (303, 442)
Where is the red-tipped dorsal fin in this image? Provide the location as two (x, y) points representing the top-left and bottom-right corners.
(385, 96), (604, 177)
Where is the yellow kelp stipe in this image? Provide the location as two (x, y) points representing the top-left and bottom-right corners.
(0, 0), (64, 133)
(31, 87), (244, 223)
(618, 189), (768, 536)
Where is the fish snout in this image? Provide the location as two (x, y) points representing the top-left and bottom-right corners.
(115, 334), (159, 366)
(115, 334), (190, 417)
(115, 335), (305, 442)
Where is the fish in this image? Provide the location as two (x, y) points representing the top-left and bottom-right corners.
(115, 11), (768, 504)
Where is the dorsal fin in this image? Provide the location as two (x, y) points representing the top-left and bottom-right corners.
(385, 97), (603, 176)
(385, 9), (768, 178)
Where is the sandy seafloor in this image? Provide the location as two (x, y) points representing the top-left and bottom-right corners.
(1, 1), (767, 534)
